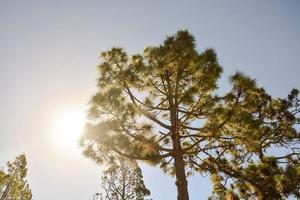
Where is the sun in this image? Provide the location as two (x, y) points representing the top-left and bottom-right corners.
(52, 109), (86, 149)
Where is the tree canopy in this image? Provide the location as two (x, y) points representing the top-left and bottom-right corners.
(95, 157), (150, 200)
(0, 154), (32, 200)
(80, 30), (300, 200)
(202, 82), (300, 199)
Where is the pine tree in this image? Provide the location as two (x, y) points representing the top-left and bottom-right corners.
(201, 75), (300, 199)
(97, 157), (150, 200)
(0, 154), (32, 200)
(80, 31), (299, 199)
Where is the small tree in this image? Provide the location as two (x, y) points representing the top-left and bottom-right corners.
(92, 193), (103, 200)
(0, 154), (32, 200)
(98, 157), (150, 200)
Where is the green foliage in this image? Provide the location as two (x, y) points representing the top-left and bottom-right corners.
(0, 154), (32, 200)
(200, 77), (300, 199)
(80, 30), (300, 199)
(80, 30), (222, 171)
(98, 157), (150, 200)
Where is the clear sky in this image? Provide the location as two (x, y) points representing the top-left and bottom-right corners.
(0, 1), (299, 199)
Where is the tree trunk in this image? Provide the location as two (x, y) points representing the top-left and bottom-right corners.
(174, 150), (189, 200)
(171, 123), (189, 200)
(167, 70), (189, 200)
(171, 118), (189, 200)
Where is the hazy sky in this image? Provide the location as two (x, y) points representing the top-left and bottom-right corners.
(0, 1), (299, 199)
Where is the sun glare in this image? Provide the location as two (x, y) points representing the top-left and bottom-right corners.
(52, 109), (86, 149)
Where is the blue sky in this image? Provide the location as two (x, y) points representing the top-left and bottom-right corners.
(0, 1), (299, 199)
